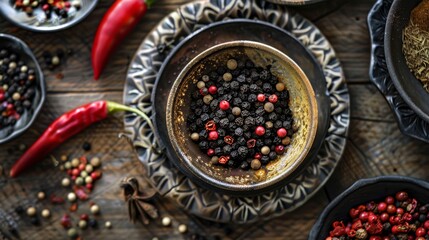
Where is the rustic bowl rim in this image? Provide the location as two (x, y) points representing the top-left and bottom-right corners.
(0, 33), (46, 144)
(309, 175), (429, 239)
(384, 0), (429, 123)
(0, 0), (98, 32)
(165, 40), (319, 192)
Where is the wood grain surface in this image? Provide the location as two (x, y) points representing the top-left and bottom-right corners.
(1, 0), (429, 239)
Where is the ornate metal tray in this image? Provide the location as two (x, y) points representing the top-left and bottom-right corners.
(124, 0), (349, 224)
(368, 0), (429, 143)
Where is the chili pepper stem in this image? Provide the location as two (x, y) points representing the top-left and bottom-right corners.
(106, 101), (157, 141)
(145, 0), (155, 8)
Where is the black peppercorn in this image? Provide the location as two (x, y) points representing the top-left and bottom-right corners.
(268, 112), (278, 121)
(214, 147), (223, 156)
(199, 129), (208, 139)
(247, 94), (256, 103)
(230, 151), (239, 160)
(241, 110), (250, 117)
(232, 97), (242, 106)
(238, 146), (248, 157)
(209, 71), (219, 80)
(216, 110), (226, 118)
(227, 114), (235, 122)
(201, 113), (210, 122)
(227, 160), (235, 167)
(264, 139), (273, 146)
(235, 117), (244, 126)
(283, 121), (292, 129)
(237, 75), (246, 83)
(260, 156), (270, 165)
(269, 151), (277, 160)
(240, 161), (249, 170)
(209, 141), (217, 149)
(241, 102), (251, 110)
(82, 142), (91, 151)
(223, 145), (232, 154)
(199, 141), (209, 150)
(255, 116), (265, 125)
(218, 128), (226, 137)
(228, 123), (237, 131)
(260, 70), (269, 80)
(256, 140), (264, 148)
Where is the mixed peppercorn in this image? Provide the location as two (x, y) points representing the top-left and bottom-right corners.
(0, 48), (36, 130)
(12, 142), (112, 239)
(13, 0), (81, 19)
(326, 191), (429, 240)
(187, 58), (294, 170)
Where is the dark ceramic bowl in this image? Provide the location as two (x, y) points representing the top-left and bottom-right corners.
(385, 0), (429, 123)
(0, 34), (45, 144)
(0, 0), (98, 32)
(167, 40), (318, 195)
(152, 19), (330, 196)
(309, 176), (429, 240)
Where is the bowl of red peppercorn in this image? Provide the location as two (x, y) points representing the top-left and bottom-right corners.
(310, 176), (429, 240)
(0, 34), (45, 144)
(160, 40), (319, 196)
(0, 0), (97, 32)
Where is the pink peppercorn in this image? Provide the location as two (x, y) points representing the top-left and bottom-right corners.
(257, 94), (265, 102)
(219, 100), (230, 110)
(277, 128), (287, 138)
(255, 126), (265, 136)
(208, 85), (217, 95)
(208, 131), (219, 141)
(268, 94), (278, 103)
(275, 145), (285, 154)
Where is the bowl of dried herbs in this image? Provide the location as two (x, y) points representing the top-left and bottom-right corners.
(385, 0), (429, 123)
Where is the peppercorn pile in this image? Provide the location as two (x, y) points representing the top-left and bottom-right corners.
(187, 58), (294, 170)
(13, 0), (81, 19)
(13, 142), (111, 239)
(0, 49), (36, 130)
(326, 191), (429, 240)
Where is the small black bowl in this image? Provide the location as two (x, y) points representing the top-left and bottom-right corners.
(0, 0), (98, 32)
(0, 34), (45, 144)
(152, 19), (330, 196)
(309, 176), (429, 240)
(385, 0), (429, 123)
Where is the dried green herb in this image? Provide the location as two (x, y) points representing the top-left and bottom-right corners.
(120, 177), (158, 225)
(403, 22), (429, 92)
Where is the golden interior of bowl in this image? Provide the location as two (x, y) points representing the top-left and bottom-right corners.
(166, 41), (318, 191)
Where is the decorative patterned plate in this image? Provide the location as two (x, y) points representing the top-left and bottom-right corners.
(124, 0), (349, 223)
(368, 0), (429, 143)
(0, 0), (98, 32)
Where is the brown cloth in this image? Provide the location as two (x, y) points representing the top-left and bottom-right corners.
(411, 0), (429, 31)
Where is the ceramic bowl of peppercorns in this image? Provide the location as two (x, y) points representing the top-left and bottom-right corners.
(0, 0), (97, 32)
(0, 34), (45, 144)
(159, 40), (319, 196)
(384, 0), (429, 123)
(310, 176), (429, 240)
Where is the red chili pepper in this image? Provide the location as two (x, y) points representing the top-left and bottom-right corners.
(10, 101), (156, 177)
(91, 0), (154, 80)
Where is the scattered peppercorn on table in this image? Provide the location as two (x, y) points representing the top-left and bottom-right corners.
(1, 0), (429, 239)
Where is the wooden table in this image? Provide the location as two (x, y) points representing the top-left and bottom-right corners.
(1, 0), (429, 239)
